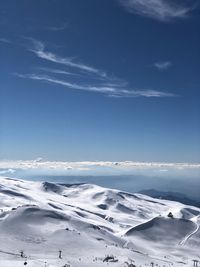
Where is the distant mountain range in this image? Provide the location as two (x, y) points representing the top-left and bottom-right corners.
(138, 189), (200, 208)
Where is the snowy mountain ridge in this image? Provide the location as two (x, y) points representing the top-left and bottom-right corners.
(138, 189), (200, 208)
(0, 176), (199, 267)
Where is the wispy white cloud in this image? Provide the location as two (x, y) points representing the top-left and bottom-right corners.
(46, 23), (69, 31)
(15, 73), (175, 98)
(16, 38), (176, 98)
(0, 38), (11, 44)
(27, 38), (107, 77)
(37, 67), (79, 76)
(154, 61), (172, 70)
(117, 0), (195, 21)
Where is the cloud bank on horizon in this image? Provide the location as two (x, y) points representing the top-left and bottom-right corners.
(0, 159), (199, 177)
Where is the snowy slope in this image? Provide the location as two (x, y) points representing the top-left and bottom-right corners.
(0, 176), (199, 267)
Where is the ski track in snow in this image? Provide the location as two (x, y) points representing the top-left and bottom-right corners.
(179, 215), (200, 246)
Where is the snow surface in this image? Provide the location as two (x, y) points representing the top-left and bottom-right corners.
(0, 176), (199, 267)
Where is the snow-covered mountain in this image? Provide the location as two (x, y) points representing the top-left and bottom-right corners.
(0, 176), (199, 267)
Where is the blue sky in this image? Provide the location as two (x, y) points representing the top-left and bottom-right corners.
(0, 0), (200, 164)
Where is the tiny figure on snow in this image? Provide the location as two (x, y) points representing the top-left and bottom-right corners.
(59, 250), (62, 259)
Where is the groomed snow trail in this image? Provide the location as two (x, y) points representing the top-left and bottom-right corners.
(179, 215), (200, 246)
